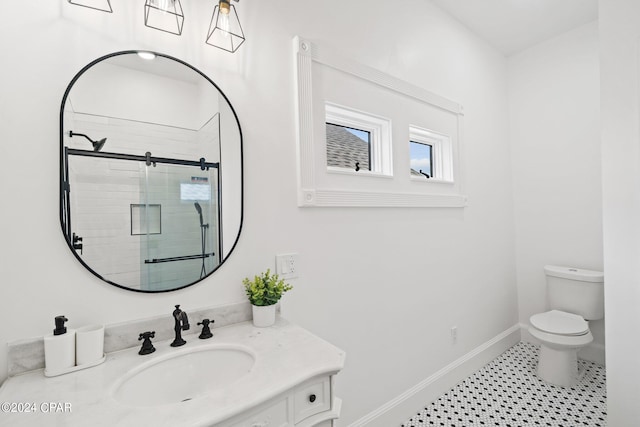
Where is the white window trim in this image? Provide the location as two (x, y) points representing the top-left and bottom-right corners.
(325, 102), (393, 177)
(409, 126), (454, 183)
(293, 35), (467, 208)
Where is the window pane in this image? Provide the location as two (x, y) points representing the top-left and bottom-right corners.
(326, 123), (371, 171)
(410, 141), (433, 178)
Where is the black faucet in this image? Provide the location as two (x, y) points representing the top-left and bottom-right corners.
(170, 305), (190, 347)
(138, 331), (156, 355)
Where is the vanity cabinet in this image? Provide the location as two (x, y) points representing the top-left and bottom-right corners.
(223, 375), (341, 427)
(0, 319), (345, 427)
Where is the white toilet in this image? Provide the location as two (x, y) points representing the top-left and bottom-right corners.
(528, 265), (604, 387)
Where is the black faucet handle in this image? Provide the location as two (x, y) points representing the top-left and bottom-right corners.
(197, 319), (214, 339)
(138, 331), (155, 340)
(138, 331), (156, 355)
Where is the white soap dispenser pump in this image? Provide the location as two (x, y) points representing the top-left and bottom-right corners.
(44, 316), (76, 374)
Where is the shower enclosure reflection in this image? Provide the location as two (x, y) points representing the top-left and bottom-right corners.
(66, 155), (221, 291)
(60, 51), (242, 292)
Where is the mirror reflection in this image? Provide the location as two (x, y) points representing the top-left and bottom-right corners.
(60, 51), (243, 292)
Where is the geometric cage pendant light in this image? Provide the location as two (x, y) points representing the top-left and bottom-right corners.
(206, 0), (245, 52)
(144, 0), (185, 36)
(67, 0), (113, 13)
(67, 0), (246, 53)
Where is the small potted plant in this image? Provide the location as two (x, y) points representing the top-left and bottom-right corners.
(243, 269), (293, 327)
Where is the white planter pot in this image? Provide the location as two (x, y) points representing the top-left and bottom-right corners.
(252, 304), (276, 327)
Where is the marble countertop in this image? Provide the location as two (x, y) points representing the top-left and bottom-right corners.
(0, 318), (345, 427)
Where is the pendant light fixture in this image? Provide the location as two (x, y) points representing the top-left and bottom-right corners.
(67, 0), (112, 13)
(144, 0), (184, 35)
(206, 0), (245, 53)
(66, 0), (246, 53)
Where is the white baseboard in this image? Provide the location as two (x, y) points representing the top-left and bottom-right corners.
(519, 323), (606, 366)
(347, 324), (522, 427)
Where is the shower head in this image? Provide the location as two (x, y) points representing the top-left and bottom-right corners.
(194, 202), (204, 226)
(94, 138), (107, 152)
(69, 131), (107, 152)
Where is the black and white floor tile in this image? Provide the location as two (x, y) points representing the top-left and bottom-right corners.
(402, 342), (606, 427)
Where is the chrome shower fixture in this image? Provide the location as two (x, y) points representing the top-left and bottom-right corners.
(69, 131), (107, 152)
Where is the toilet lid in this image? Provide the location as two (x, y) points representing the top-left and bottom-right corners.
(530, 310), (589, 336)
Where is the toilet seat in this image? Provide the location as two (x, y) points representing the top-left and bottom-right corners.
(530, 310), (589, 336)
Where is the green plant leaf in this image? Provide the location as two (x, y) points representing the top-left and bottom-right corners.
(242, 269), (293, 306)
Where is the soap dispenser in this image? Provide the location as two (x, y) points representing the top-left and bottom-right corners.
(44, 316), (76, 373)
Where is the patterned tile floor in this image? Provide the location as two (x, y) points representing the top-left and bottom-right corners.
(402, 342), (606, 427)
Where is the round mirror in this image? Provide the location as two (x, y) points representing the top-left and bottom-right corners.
(60, 51), (243, 292)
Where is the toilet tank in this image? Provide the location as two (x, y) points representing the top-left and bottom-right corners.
(545, 265), (604, 320)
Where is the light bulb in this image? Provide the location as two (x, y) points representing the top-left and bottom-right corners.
(218, 12), (230, 36)
(153, 0), (174, 11)
(137, 51), (156, 60)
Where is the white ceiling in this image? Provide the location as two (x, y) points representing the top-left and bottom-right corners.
(430, 0), (598, 56)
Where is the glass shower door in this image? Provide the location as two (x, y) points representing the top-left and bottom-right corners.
(139, 162), (220, 291)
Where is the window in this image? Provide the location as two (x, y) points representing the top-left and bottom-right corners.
(294, 36), (465, 207)
(326, 123), (371, 171)
(409, 126), (453, 182)
(325, 102), (392, 176)
(410, 141), (433, 178)
(180, 182), (211, 201)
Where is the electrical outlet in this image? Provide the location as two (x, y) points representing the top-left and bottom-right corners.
(450, 326), (458, 343)
(276, 253), (299, 279)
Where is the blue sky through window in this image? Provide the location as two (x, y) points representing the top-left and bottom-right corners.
(410, 141), (432, 176)
(345, 127), (370, 142)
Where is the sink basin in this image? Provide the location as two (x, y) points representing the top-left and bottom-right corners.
(112, 344), (255, 407)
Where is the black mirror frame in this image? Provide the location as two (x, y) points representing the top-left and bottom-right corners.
(59, 50), (244, 293)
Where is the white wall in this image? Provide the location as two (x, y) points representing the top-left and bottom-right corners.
(599, 0), (640, 425)
(219, 98), (242, 258)
(507, 22), (604, 360)
(0, 1), (517, 425)
(71, 61), (206, 131)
